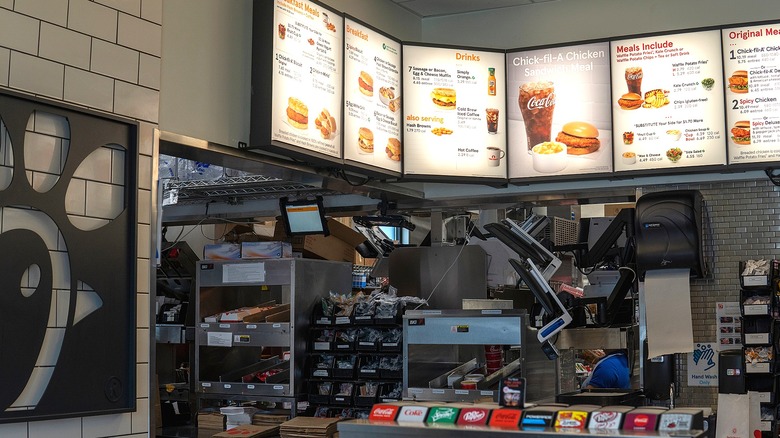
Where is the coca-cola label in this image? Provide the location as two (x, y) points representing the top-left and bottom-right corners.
(426, 407), (459, 424)
(457, 408), (489, 425)
(525, 94), (555, 110)
(397, 406), (429, 423)
(554, 411), (588, 429)
(488, 408), (522, 428)
(626, 72), (643, 80)
(589, 411), (623, 429)
(625, 413), (658, 430)
(369, 404), (399, 421)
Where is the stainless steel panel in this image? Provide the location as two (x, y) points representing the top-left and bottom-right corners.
(388, 246), (487, 309)
(156, 324), (185, 343)
(556, 325), (639, 350)
(406, 316), (523, 345)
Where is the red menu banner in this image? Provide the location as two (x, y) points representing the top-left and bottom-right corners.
(507, 42), (613, 178)
(722, 22), (780, 164)
(611, 30), (727, 171)
(343, 18), (402, 172)
(402, 45), (507, 179)
(271, 0), (343, 158)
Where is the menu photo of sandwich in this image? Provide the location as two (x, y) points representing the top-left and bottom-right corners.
(728, 70), (749, 94)
(385, 137), (401, 161)
(314, 108), (337, 139)
(554, 121), (600, 155)
(430, 87), (456, 110)
(731, 120), (751, 145)
(286, 97), (309, 129)
(358, 71), (374, 97)
(358, 127), (374, 154)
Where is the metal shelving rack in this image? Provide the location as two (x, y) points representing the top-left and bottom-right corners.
(194, 258), (352, 414)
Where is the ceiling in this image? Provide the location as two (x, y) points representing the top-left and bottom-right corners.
(390, 0), (557, 18)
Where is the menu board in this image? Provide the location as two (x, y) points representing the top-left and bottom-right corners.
(402, 45), (506, 179)
(271, 0), (343, 158)
(722, 22), (780, 164)
(343, 18), (402, 173)
(611, 30), (727, 172)
(507, 42), (613, 179)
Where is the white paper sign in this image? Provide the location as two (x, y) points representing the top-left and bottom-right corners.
(207, 332), (232, 347)
(222, 262), (266, 283)
(687, 342), (718, 386)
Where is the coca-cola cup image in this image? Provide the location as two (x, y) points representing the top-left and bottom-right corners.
(518, 81), (555, 153)
(625, 67), (643, 95)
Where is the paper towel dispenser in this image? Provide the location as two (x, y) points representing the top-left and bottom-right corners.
(635, 190), (705, 278)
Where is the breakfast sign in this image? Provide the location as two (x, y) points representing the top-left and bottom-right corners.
(722, 22), (780, 164)
(506, 41), (613, 179)
(610, 29), (727, 172)
(343, 17), (402, 173)
(402, 44), (507, 179)
(270, 0), (343, 159)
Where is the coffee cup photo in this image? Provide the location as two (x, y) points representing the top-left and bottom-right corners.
(487, 147), (505, 167)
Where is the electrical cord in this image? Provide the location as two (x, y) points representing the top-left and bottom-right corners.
(415, 219), (476, 309)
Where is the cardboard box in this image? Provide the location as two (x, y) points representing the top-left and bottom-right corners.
(204, 243), (241, 260)
(275, 218), (365, 263)
(241, 241), (292, 259)
(212, 424), (279, 438)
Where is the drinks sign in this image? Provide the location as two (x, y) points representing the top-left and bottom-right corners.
(507, 42), (613, 178)
(402, 44), (507, 180)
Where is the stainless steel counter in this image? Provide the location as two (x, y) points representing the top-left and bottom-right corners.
(338, 420), (706, 438)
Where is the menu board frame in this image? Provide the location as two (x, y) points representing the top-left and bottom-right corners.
(401, 41), (509, 185)
(250, 0), (345, 166)
(609, 26), (729, 177)
(341, 14), (404, 178)
(505, 37), (616, 184)
(721, 19), (780, 170)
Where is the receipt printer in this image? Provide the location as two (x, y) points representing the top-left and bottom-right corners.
(635, 190), (705, 278)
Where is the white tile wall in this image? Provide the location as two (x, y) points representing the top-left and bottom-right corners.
(0, 47), (9, 85)
(91, 38), (139, 83)
(38, 23), (91, 69)
(137, 258), (150, 294)
(9, 52), (64, 99)
(74, 147), (113, 182)
(136, 327), (149, 363)
(28, 418), (81, 438)
(0, 422), (27, 438)
(138, 52), (160, 90)
(137, 153), (152, 190)
(0, 9), (39, 55)
(118, 12), (161, 56)
(31, 111), (70, 138)
(137, 188), (151, 224)
(14, 0), (68, 27)
(137, 292), (149, 329)
(96, 0), (141, 17)
(85, 180), (124, 219)
(82, 412), (132, 438)
(137, 223), (150, 258)
(130, 397), (149, 433)
(114, 80), (159, 122)
(1, 0), (160, 434)
(63, 67), (114, 112)
(111, 146), (126, 185)
(67, 0), (118, 43)
(141, 0), (163, 24)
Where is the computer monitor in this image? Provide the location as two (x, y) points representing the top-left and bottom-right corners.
(279, 196), (329, 236)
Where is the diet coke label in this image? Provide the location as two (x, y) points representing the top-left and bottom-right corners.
(588, 411), (623, 429)
(397, 406), (429, 423)
(457, 408), (490, 425)
(369, 404), (399, 421)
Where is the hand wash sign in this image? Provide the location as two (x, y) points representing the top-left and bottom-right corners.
(688, 343), (718, 386)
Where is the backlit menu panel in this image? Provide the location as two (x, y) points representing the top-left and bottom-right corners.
(611, 30), (726, 172)
(343, 18), (402, 173)
(403, 45), (506, 179)
(723, 22), (780, 164)
(272, 0), (343, 158)
(507, 42), (612, 179)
